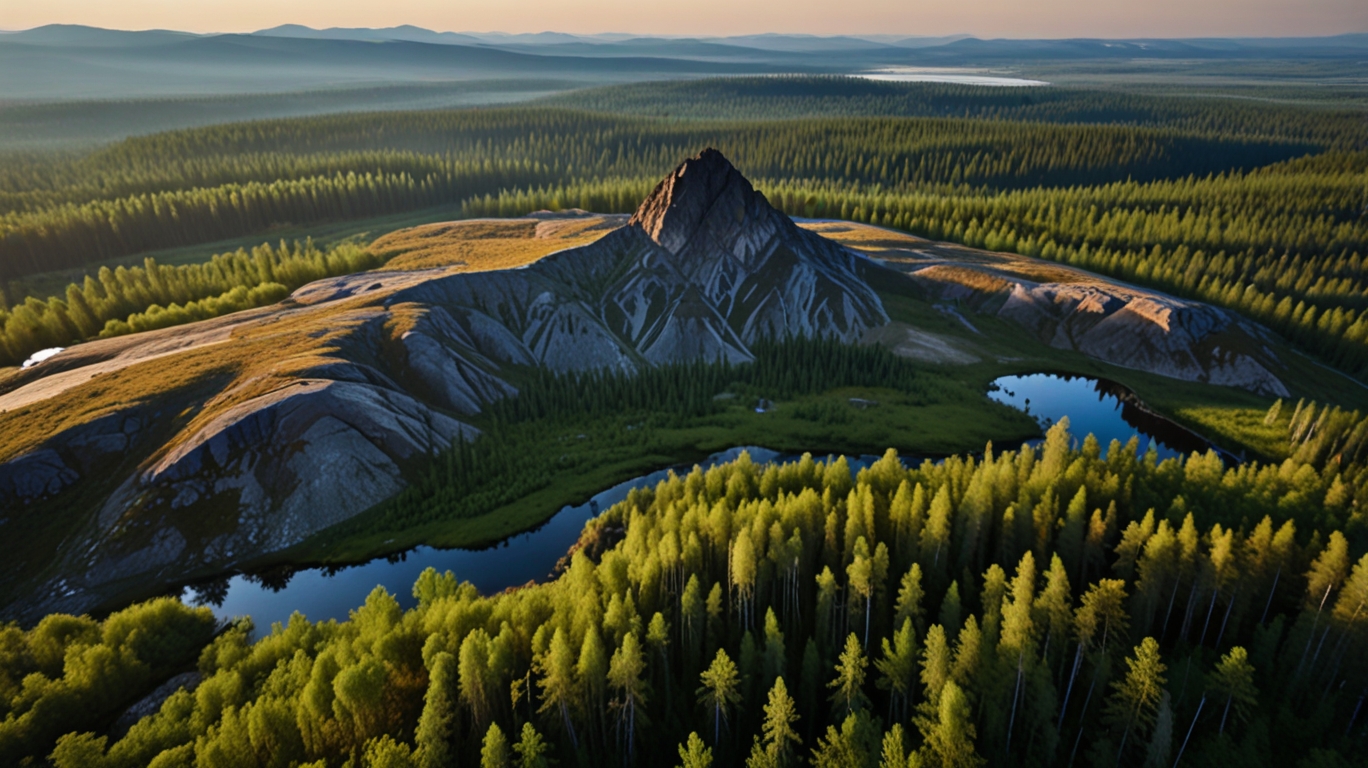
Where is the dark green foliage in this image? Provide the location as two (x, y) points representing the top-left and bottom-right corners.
(0, 598), (215, 765)
(2, 90), (1364, 383)
(0, 103), (1326, 282)
(10, 417), (1368, 766)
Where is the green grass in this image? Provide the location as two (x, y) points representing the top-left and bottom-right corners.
(272, 379), (1041, 567)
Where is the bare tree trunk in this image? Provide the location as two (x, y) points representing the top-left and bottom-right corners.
(1180, 582), (1200, 643)
(1162, 575), (1182, 639)
(1214, 585), (1239, 649)
(1058, 643), (1084, 730)
(562, 701), (579, 751)
(1115, 719), (1133, 768)
(1258, 567), (1281, 625)
(1346, 688), (1366, 737)
(1172, 695), (1205, 768)
(1198, 584), (1220, 647)
(864, 594), (871, 649)
(1295, 583), (1335, 683)
(1067, 670), (1100, 768)
(1006, 651), (1025, 756)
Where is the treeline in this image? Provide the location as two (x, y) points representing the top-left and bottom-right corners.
(16, 422), (1368, 766)
(0, 240), (385, 366)
(0, 169), (471, 281)
(372, 337), (962, 531)
(537, 76), (1368, 150)
(0, 108), (1317, 281)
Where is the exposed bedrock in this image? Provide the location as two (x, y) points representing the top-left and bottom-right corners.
(908, 259), (1290, 398)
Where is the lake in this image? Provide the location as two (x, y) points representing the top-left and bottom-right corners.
(987, 372), (1232, 462)
(183, 446), (791, 630)
(185, 372), (1225, 631)
(855, 67), (1049, 87)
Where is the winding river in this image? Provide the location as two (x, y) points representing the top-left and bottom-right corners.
(183, 373), (1230, 631)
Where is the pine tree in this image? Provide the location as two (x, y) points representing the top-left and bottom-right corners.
(1209, 647), (1258, 735)
(1143, 692), (1173, 768)
(1105, 637), (1167, 762)
(916, 680), (985, 768)
(460, 629), (495, 733)
(608, 630), (649, 764)
(536, 628), (581, 750)
(875, 618), (919, 723)
(762, 608), (787, 689)
(677, 732), (714, 768)
(879, 723), (909, 768)
(920, 624), (953, 710)
(829, 633), (871, 718)
(513, 722), (552, 768)
(894, 564), (926, 634)
(482, 723), (511, 768)
(699, 648), (743, 746)
(746, 676), (802, 768)
(415, 651), (457, 768)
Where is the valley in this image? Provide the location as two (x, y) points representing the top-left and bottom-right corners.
(0, 28), (1365, 766)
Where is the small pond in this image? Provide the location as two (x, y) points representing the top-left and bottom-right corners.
(185, 373), (1229, 631)
(987, 373), (1233, 463)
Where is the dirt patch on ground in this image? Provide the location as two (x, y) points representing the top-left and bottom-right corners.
(864, 322), (980, 365)
(374, 216), (622, 272)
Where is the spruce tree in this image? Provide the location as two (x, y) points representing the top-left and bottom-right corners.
(415, 651), (458, 768)
(1105, 637), (1168, 762)
(698, 648), (743, 746)
(829, 633), (871, 718)
(746, 676), (802, 768)
(482, 723), (510, 768)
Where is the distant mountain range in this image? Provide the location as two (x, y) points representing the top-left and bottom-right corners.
(1, 24), (1365, 101)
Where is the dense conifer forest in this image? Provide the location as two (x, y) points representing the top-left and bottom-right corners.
(0, 241), (385, 365)
(6, 413), (1368, 767)
(1, 80), (1364, 378)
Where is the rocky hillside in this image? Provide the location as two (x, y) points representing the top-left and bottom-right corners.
(0, 149), (890, 620)
(805, 221), (1292, 398)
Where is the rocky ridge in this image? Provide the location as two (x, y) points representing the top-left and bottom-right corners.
(0, 149), (890, 619)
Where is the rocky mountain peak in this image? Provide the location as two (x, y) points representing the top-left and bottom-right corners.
(628, 148), (778, 255)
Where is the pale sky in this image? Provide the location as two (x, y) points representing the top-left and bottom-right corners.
(2, 0), (1364, 39)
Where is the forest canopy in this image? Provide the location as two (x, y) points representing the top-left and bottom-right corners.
(6, 421), (1368, 767)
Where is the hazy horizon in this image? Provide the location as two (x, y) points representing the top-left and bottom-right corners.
(4, 0), (1365, 41)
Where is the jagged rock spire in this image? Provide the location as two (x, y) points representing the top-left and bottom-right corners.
(628, 148), (778, 256)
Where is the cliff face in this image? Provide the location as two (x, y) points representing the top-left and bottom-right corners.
(0, 149), (890, 620)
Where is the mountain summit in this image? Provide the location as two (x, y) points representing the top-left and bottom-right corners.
(629, 147), (784, 259)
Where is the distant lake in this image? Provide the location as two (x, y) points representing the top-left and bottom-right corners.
(855, 67), (1049, 87)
